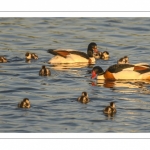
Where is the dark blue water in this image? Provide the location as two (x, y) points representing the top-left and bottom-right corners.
(0, 17), (150, 132)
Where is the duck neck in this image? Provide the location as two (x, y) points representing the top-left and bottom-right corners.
(87, 49), (94, 57)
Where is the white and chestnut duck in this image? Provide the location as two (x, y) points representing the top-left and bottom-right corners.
(91, 63), (150, 80)
(47, 42), (99, 64)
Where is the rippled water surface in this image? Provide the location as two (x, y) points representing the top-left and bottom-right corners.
(1, 17), (150, 133)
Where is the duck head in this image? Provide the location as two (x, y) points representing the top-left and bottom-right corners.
(87, 42), (98, 57)
(25, 52), (31, 59)
(91, 66), (104, 79)
(81, 91), (88, 97)
(110, 102), (115, 108)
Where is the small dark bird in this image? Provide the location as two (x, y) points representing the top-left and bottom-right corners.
(103, 102), (116, 114)
(93, 51), (109, 60)
(18, 98), (31, 108)
(0, 56), (8, 63)
(77, 92), (90, 104)
(117, 56), (129, 64)
(25, 52), (38, 60)
(39, 65), (51, 76)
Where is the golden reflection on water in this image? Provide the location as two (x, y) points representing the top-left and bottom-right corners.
(96, 79), (150, 89)
(50, 63), (94, 71)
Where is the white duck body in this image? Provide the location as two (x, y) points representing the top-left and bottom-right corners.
(48, 49), (95, 64)
(96, 71), (143, 80)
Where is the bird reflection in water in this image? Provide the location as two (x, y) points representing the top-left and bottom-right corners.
(50, 63), (95, 71)
(91, 79), (150, 91)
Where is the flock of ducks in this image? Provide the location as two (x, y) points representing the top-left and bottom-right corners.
(1, 42), (150, 115)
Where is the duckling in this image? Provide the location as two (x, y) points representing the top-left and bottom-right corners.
(31, 53), (38, 59)
(101, 51), (109, 59)
(77, 92), (90, 104)
(93, 51), (109, 60)
(18, 98), (31, 108)
(25, 52), (38, 60)
(93, 52), (102, 59)
(39, 65), (51, 76)
(103, 102), (116, 114)
(117, 56), (129, 64)
(0, 56), (7, 63)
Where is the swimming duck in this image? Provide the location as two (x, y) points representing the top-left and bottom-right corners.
(77, 92), (90, 104)
(117, 56), (129, 64)
(101, 51), (109, 59)
(0, 56), (7, 63)
(91, 63), (150, 80)
(93, 51), (109, 60)
(18, 98), (30, 108)
(25, 52), (38, 60)
(103, 102), (116, 114)
(47, 42), (98, 64)
(39, 65), (51, 76)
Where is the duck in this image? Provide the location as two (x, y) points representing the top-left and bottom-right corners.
(93, 51), (109, 60)
(103, 102), (117, 114)
(77, 91), (90, 104)
(101, 51), (109, 59)
(25, 52), (38, 60)
(93, 51), (102, 59)
(18, 98), (31, 108)
(91, 63), (150, 80)
(0, 56), (8, 63)
(39, 65), (51, 76)
(117, 56), (129, 64)
(47, 42), (98, 64)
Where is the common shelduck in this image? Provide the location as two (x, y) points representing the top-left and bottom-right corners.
(39, 65), (51, 76)
(91, 63), (150, 80)
(25, 52), (38, 60)
(0, 56), (7, 63)
(77, 92), (90, 104)
(47, 42), (99, 64)
(18, 98), (30, 108)
(103, 102), (116, 114)
(117, 56), (129, 64)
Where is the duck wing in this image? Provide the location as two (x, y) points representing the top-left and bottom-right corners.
(107, 63), (150, 74)
(69, 51), (89, 59)
(48, 49), (89, 59)
(107, 64), (134, 73)
(47, 49), (71, 58)
(133, 64), (150, 73)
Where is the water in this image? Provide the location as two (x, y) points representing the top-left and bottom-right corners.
(0, 17), (150, 132)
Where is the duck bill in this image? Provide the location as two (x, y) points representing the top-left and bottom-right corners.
(91, 71), (97, 79)
(93, 48), (98, 53)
